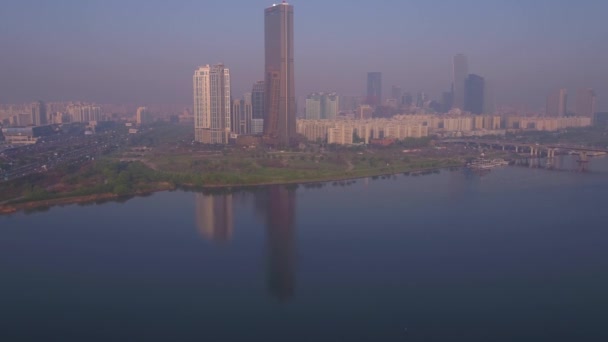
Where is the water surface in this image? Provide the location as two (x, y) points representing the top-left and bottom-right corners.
(1, 156), (608, 341)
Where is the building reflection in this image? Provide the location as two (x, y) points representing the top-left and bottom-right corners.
(194, 193), (234, 243)
(258, 185), (296, 301)
(194, 186), (297, 300)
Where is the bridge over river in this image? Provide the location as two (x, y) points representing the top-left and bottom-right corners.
(442, 138), (608, 172)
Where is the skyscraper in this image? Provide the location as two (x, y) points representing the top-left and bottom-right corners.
(452, 54), (469, 110)
(464, 74), (484, 115)
(31, 100), (47, 126)
(305, 93), (321, 120)
(483, 80), (496, 114)
(193, 64), (231, 144)
(264, 2), (296, 146)
(576, 88), (597, 118)
(305, 92), (339, 120)
(252, 81), (265, 120)
(366, 72), (382, 106)
(231, 93), (253, 135)
(546, 89), (567, 117)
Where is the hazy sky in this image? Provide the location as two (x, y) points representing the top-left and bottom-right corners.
(1, 0), (606, 111)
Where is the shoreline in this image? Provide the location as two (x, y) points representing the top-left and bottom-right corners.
(0, 163), (462, 215)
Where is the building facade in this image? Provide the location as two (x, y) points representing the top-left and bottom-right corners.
(31, 100), (47, 126)
(264, 2), (296, 146)
(231, 93), (253, 135)
(366, 72), (382, 106)
(546, 89), (567, 117)
(305, 92), (339, 120)
(576, 88), (597, 119)
(464, 74), (484, 114)
(452, 54), (468, 110)
(193, 64), (231, 144)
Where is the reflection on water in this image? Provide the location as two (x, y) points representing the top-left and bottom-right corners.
(195, 185), (296, 300)
(195, 193), (233, 243)
(263, 186), (296, 301)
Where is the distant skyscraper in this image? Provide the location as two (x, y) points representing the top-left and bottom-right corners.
(252, 81), (265, 120)
(366, 72), (382, 106)
(31, 100), (47, 126)
(576, 88), (597, 118)
(305, 92), (339, 120)
(452, 54), (469, 110)
(231, 93), (253, 135)
(305, 93), (321, 120)
(264, 2), (296, 146)
(401, 92), (413, 107)
(546, 89), (567, 117)
(322, 93), (339, 119)
(483, 80), (496, 114)
(193, 64), (231, 144)
(464, 74), (484, 114)
(136, 106), (152, 125)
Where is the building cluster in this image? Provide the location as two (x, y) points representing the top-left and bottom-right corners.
(193, 2), (295, 146)
(297, 118), (429, 145)
(0, 101), (104, 128)
(545, 88), (597, 118)
(296, 112), (592, 145)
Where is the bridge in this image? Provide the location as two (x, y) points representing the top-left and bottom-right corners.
(442, 138), (608, 171)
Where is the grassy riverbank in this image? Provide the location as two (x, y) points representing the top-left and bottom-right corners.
(0, 152), (467, 214)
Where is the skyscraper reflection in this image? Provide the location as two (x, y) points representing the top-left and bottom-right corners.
(194, 193), (234, 243)
(194, 186), (297, 300)
(261, 185), (296, 301)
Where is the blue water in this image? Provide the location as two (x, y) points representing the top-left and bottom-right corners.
(1, 156), (608, 341)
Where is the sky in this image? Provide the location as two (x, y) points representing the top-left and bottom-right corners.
(0, 0), (607, 111)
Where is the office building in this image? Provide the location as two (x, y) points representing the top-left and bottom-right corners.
(546, 89), (567, 117)
(193, 64), (231, 144)
(68, 104), (102, 123)
(576, 88), (597, 119)
(464, 74), (485, 115)
(264, 2), (296, 146)
(452, 54), (468, 110)
(231, 93), (253, 135)
(252, 81), (265, 120)
(305, 93), (321, 120)
(136, 107), (152, 125)
(483, 80), (495, 114)
(306, 92), (339, 120)
(366, 72), (382, 106)
(31, 100), (47, 126)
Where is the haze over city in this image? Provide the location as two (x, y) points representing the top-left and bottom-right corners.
(1, 0), (607, 110)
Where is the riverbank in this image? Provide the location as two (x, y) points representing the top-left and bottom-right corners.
(0, 162), (462, 215)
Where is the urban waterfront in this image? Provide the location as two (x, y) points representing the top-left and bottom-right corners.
(1, 156), (608, 341)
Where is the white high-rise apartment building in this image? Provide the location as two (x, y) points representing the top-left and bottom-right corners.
(193, 64), (231, 144)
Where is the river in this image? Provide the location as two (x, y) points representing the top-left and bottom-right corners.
(1, 156), (608, 341)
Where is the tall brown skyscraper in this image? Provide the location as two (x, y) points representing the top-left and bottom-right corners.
(546, 89), (567, 117)
(263, 2), (296, 146)
(576, 88), (597, 119)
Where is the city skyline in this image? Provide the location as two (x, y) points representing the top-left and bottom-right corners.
(0, 1), (607, 111)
